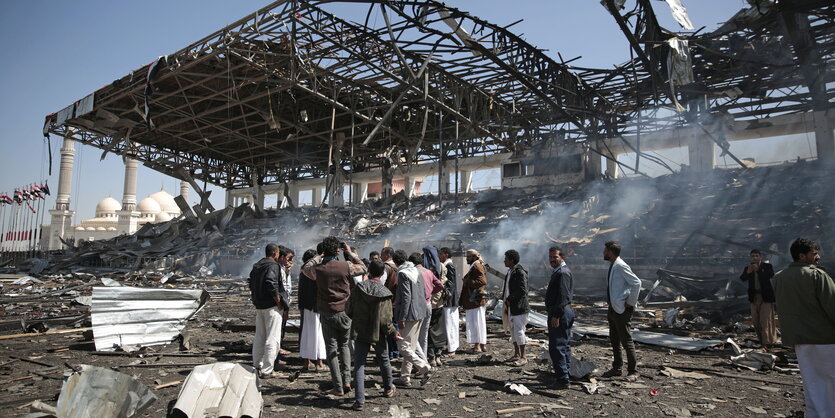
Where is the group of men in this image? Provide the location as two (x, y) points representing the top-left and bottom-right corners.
(247, 236), (834, 416)
(740, 239), (835, 417)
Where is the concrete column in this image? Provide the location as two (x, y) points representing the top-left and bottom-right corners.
(55, 132), (75, 211)
(404, 176), (416, 198)
(180, 180), (189, 203)
(381, 158), (394, 199)
(121, 156), (138, 211)
(225, 190), (234, 208)
(352, 182), (368, 204)
(606, 156), (620, 179)
(251, 173), (265, 209)
(312, 187), (322, 206)
(814, 110), (834, 162)
(328, 132), (346, 207)
(688, 136), (716, 171)
(439, 172), (450, 195)
(460, 170), (473, 193)
(281, 181), (299, 208)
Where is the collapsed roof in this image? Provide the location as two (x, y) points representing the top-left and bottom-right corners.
(42, 0), (835, 188)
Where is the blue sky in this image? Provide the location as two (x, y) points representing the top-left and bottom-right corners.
(3, 0), (798, 221)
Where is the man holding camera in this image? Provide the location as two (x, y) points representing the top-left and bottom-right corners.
(302, 236), (368, 396)
(739, 249), (776, 351)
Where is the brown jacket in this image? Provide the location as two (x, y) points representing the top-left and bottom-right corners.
(303, 254), (367, 313)
(460, 261), (487, 310)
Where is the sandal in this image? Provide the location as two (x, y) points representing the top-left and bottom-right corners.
(351, 402), (364, 411)
(384, 386), (397, 398)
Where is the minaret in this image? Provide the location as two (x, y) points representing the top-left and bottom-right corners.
(179, 180), (189, 203)
(48, 130), (77, 249)
(116, 155), (139, 234)
(121, 156), (138, 211)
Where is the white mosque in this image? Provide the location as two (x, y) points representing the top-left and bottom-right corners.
(68, 188), (184, 243)
(43, 137), (192, 249)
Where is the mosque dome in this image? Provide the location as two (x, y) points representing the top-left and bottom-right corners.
(137, 197), (161, 214)
(155, 211), (172, 223)
(149, 189), (179, 215)
(95, 197), (121, 217)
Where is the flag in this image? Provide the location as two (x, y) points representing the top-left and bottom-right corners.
(13, 189), (22, 204)
(42, 181), (50, 196)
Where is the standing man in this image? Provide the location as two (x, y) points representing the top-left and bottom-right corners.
(460, 249), (488, 353)
(248, 243), (290, 379)
(298, 248), (326, 372)
(439, 247), (460, 356)
(545, 246), (574, 390)
(347, 260), (397, 410)
(277, 246), (295, 363)
(739, 249), (777, 351)
(303, 236), (368, 396)
(502, 249), (530, 366)
(380, 246), (400, 359)
(602, 241), (641, 382)
(772, 238), (835, 417)
(369, 251), (381, 262)
(392, 249), (432, 386)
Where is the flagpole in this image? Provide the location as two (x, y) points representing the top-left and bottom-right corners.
(0, 200), (6, 255)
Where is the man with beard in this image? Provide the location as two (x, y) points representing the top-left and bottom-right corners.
(602, 241), (641, 382)
(302, 236), (367, 396)
(439, 247), (460, 356)
(503, 249), (530, 366)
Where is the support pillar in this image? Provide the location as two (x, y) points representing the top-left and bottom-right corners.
(328, 132), (346, 207)
(460, 170), (473, 193)
(312, 187), (322, 206)
(439, 172), (450, 194)
(404, 176), (416, 198)
(606, 156), (620, 179)
(583, 152), (602, 181)
(381, 157), (394, 199)
(352, 182), (368, 204)
(281, 181), (299, 208)
(251, 173), (265, 209)
(688, 136), (716, 171)
(48, 132), (76, 250)
(813, 110), (834, 162)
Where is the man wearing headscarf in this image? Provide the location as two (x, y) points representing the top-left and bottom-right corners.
(460, 249), (488, 353)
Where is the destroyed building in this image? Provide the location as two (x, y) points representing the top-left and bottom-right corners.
(1, 0), (833, 416)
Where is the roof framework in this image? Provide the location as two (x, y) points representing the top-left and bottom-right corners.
(44, 0), (835, 188)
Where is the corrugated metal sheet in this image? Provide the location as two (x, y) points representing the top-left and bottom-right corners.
(173, 362), (262, 418)
(91, 286), (210, 352)
(56, 364), (157, 418)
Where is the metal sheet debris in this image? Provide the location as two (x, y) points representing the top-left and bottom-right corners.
(573, 323), (723, 352)
(55, 364), (156, 418)
(172, 362), (262, 418)
(91, 286), (210, 352)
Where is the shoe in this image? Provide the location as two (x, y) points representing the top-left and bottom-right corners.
(351, 402), (363, 411)
(258, 371), (280, 379)
(429, 358), (437, 367)
(513, 358), (528, 367)
(601, 369), (622, 378)
(384, 386), (397, 398)
(343, 384), (352, 394)
(394, 377), (412, 387)
(551, 382), (570, 391)
(625, 372), (639, 382)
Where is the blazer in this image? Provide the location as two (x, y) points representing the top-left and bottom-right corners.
(503, 264), (530, 316)
(607, 257), (642, 314)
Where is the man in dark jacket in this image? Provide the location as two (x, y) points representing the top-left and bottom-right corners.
(739, 249), (777, 350)
(249, 243), (290, 378)
(439, 247), (460, 355)
(302, 236), (367, 396)
(346, 260), (397, 410)
(381, 246), (401, 360)
(545, 246), (574, 390)
(502, 249), (530, 365)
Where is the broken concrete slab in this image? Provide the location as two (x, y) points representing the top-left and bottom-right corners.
(91, 286), (210, 352)
(55, 364), (156, 418)
(172, 362), (261, 418)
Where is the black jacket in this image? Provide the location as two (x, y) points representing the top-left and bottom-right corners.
(739, 262), (775, 303)
(297, 270), (317, 312)
(546, 264), (573, 318)
(443, 261), (459, 307)
(249, 257), (289, 310)
(505, 264), (530, 316)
